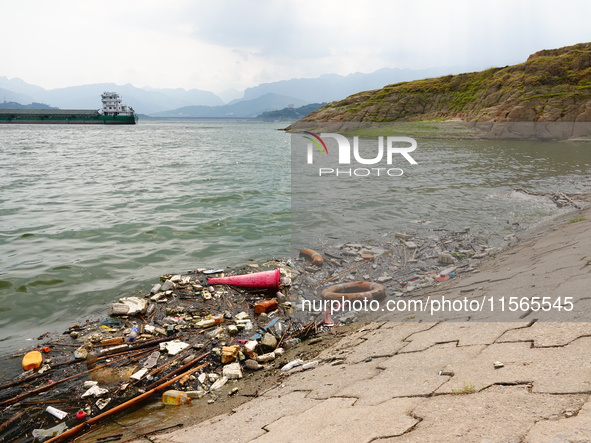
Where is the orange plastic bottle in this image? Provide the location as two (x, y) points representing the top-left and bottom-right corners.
(254, 299), (279, 314)
(162, 390), (191, 405)
(22, 350), (43, 371)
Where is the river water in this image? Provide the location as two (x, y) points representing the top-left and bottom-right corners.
(1, 121), (590, 356)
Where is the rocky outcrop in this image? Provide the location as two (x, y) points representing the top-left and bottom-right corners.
(293, 43), (591, 129)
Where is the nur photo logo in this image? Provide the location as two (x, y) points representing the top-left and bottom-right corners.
(301, 132), (418, 177)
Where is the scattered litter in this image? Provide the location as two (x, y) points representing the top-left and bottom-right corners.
(281, 359), (304, 372)
(45, 406), (68, 420)
(210, 376), (229, 391)
(222, 362), (243, 379)
(32, 422), (68, 439)
(302, 361), (319, 370)
(160, 340), (191, 356)
(21, 350), (43, 371)
(162, 390), (191, 405)
(82, 385), (109, 398)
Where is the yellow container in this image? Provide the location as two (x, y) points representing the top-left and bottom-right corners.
(162, 390), (191, 405)
(22, 350), (43, 371)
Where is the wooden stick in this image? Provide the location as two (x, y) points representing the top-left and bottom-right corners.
(144, 351), (210, 391)
(46, 362), (209, 443)
(0, 409), (27, 432)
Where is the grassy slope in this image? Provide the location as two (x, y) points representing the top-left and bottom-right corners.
(299, 43), (591, 125)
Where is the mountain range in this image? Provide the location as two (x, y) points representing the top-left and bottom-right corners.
(0, 66), (468, 118)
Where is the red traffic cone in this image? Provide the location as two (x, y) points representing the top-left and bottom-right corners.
(207, 268), (281, 291)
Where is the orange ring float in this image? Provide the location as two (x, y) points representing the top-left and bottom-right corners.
(321, 281), (386, 301)
(300, 248), (324, 266)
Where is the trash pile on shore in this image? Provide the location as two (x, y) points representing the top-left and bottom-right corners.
(291, 227), (496, 324)
(0, 262), (327, 442)
(0, 223), (502, 442)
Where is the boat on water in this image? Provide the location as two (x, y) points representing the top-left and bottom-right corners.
(0, 92), (138, 125)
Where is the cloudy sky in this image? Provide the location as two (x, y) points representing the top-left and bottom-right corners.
(2, 0), (590, 94)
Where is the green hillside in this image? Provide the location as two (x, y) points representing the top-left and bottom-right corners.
(295, 43), (591, 126)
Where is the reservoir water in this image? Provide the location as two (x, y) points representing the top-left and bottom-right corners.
(1, 120), (590, 357)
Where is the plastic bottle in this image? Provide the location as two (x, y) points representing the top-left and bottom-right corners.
(254, 299), (279, 314)
(22, 350), (43, 371)
(162, 390), (191, 405)
(128, 324), (139, 342)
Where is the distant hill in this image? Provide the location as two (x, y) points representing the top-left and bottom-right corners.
(150, 93), (308, 118)
(255, 103), (326, 120)
(0, 101), (57, 110)
(0, 77), (224, 114)
(241, 67), (458, 104)
(294, 43), (591, 127)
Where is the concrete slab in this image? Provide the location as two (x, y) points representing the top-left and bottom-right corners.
(268, 357), (384, 400)
(402, 322), (527, 353)
(338, 342), (485, 405)
(525, 396), (591, 442)
(151, 390), (319, 443)
(252, 396), (421, 443)
(378, 385), (586, 443)
(436, 337), (591, 395)
(334, 321), (437, 363)
(314, 322), (384, 362)
(498, 321), (591, 347)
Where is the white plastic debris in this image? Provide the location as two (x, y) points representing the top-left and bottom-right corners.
(210, 376), (228, 391)
(82, 384), (109, 398)
(45, 406), (68, 420)
(159, 340), (190, 356)
(222, 362), (243, 380)
(302, 361), (319, 370)
(256, 352), (276, 363)
(130, 368), (148, 381)
(32, 422), (68, 439)
(281, 359), (304, 372)
(96, 398), (111, 410)
(111, 296), (148, 315)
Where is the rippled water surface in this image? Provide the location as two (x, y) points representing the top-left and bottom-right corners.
(1, 121), (591, 355)
(0, 121), (290, 351)
(292, 135), (591, 245)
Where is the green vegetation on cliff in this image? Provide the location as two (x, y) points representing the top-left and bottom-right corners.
(255, 102), (326, 120)
(298, 43), (591, 125)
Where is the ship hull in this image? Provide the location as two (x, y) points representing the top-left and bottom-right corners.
(0, 111), (137, 125)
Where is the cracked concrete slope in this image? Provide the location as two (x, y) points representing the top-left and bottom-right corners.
(252, 397), (420, 443)
(377, 385), (587, 443)
(151, 391), (319, 443)
(337, 342), (485, 405)
(436, 337), (591, 395)
(525, 396), (591, 442)
(148, 208), (591, 442)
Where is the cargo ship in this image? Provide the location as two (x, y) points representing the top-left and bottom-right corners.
(0, 92), (137, 124)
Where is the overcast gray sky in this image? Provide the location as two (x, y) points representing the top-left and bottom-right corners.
(2, 0), (590, 93)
